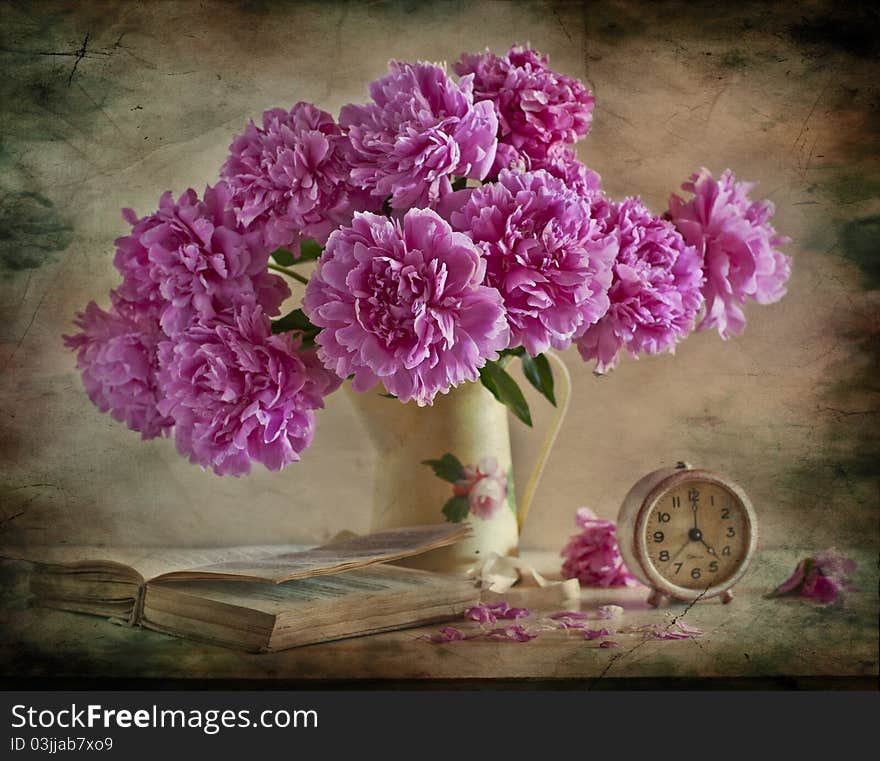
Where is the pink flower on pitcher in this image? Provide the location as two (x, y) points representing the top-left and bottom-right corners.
(453, 457), (508, 519)
(423, 452), (512, 523)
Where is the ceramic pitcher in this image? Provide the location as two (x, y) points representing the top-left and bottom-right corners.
(346, 352), (572, 573)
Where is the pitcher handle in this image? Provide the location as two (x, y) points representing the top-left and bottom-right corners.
(516, 350), (573, 530)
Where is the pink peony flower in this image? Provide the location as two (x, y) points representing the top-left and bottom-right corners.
(454, 45), (594, 173)
(576, 197), (704, 374)
(560, 507), (639, 588)
(667, 168), (792, 339)
(766, 549), (857, 605)
(531, 144), (603, 198)
(303, 209), (509, 406)
(156, 304), (334, 476)
(451, 169), (616, 355)
(340, 61), (498, 210)
(453, 457), (508, 519)
(64, 300), (172, 439)
(221, 103), (377, 253)
(113, 183), (290, 337)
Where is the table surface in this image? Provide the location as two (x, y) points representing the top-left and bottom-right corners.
(1, 548), (876, 688)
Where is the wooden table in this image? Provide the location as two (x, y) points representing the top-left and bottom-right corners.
(1, 549), (876, 688)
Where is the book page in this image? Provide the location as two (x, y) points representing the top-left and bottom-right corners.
(147, 565), (468, 616)
(0, 544), (308, 583)
(152, 524), (470, 584)
(142, 565), (477, 652)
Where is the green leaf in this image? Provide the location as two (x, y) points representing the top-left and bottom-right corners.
(270, 241), (322, 266)
(441, 496), (470, 523)
(498, 346), (525, 359)
(270, 247), (296, 266)
(270, 308), (320, 341)
(298, 239), (323, 262)
(451, 176), (467, 191)
(521, 353), (556, 407)
(379, 393), (398, 399)
(506, 466), (516, 513)
(421, 453), (466, 483)
(479, 360), (533, 427)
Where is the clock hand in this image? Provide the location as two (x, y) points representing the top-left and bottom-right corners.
(699, 538), (718, 557)
(670, 540), (689, 562)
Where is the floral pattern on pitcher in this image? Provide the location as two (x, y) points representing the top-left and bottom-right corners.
(423, 453), (515, 523)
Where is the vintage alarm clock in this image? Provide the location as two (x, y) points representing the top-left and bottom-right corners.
(617, 463), (758, 607)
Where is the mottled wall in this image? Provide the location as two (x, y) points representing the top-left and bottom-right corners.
(1, 0), (877, 552)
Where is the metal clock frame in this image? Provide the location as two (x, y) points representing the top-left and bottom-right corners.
(631, 469), (759, 605)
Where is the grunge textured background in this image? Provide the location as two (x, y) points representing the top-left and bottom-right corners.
(1, 0), (878, 557)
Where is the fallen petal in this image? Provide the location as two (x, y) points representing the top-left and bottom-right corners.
(422, 626), (469, 643)
(487, 601), (531, 619)
(484, 624), (538, 642)
(549, 610), (590, 620)
(464, 604), (497, 624)
(582, 628), (611, 640)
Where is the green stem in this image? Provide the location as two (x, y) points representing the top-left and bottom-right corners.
(268, 262), (309, 286)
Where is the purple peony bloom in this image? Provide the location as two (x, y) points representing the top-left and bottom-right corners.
(303, 208), (509, 406)
(454, 45), (594, 174)
(64, 300), (172, 439)
(766, 549), (857, 605)
(576, 197), (704, 374)
(451, 169), (615, 355)
(667, 168), (792, 339)
(220, 103), (377, 253)
(156, 304), (335, 476)
(560, 508), (639, 588)
(339, 61), (498, 210)
(113, 183), (290, 337)
(532, 144), (602, 198)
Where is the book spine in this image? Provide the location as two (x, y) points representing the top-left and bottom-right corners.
(129, 583), (147, 626)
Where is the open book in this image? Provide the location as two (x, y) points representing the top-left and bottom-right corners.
(4, 525), (478, 652)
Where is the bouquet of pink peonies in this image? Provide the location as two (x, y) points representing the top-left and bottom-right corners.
(66, 45), (792, 477)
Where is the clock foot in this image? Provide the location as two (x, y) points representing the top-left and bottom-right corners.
(647, 589), (667, 608)
(720, 589), (734, 604)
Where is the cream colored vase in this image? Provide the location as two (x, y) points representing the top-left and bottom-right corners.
(346, 352), (572, 573)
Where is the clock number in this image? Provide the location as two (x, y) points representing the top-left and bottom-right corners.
(722, 545), (731, 556)
(653, 531), (664, 543)
(726, 526), (736, 537)
(657, 512), (671, 523)
(709, 561), (719, 573)
(671, 495), (681, 508)
(691, 567), (701, 580)
(674, 563), (683, 575)
(710, 495), (715, 506)
(721, 507), (731, 519)
(659, 550), (669, 562)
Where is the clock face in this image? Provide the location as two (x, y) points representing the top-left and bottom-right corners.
(644, 479), (751, 590)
